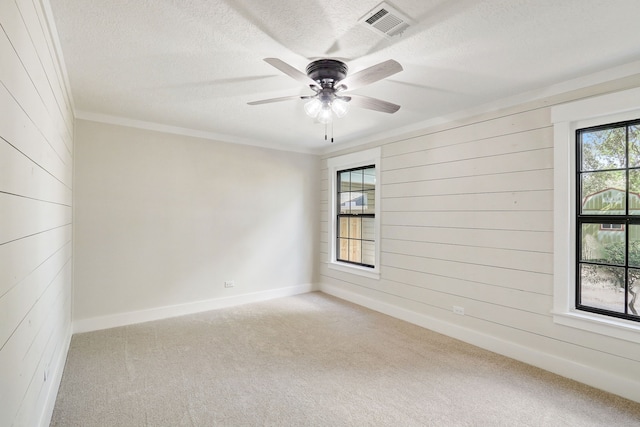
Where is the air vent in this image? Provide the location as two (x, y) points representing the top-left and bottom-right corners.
(359, 2), (412, 38)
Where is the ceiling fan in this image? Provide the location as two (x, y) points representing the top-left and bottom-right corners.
(248, 58), (403, 124)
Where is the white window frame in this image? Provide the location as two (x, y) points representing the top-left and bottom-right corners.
(327, 147), (381, 280)
(552, 86), (640, 343)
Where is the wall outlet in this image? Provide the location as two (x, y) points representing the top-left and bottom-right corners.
(224, 280), (235, 288)
(453, 305), (465, 315)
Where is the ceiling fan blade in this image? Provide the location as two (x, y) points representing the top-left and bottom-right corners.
(247, 95), (304, 105)
(348, 94), (401, 114)
(263, 58), (319, 88)
(337, 60), (403, 91)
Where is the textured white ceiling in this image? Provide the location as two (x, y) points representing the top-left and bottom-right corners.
(49, 0), (640, 152)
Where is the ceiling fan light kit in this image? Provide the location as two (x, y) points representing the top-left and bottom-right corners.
(248, 57), (403, 139)
(304, 98), (348, 124)
(331, 98), (350, 118)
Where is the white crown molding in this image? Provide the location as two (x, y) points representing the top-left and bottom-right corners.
(74, 111), (319, 155)
(320, 59), (640, 156)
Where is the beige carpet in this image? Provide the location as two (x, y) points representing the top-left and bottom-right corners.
(51, 292), (640, 426)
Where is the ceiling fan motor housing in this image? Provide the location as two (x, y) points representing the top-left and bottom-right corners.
(306, 59), (348, 87)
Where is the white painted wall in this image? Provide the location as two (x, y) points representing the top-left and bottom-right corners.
(0, 0), (74, 425)
(73, 120), (319, 329)
(319, 76), (640, 403)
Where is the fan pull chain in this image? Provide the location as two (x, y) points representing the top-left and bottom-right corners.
(322, 123), (335, 143)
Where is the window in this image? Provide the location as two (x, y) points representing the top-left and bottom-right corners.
(576, 120), (640, 322)
(327, 148), (381, 279)
(552, 86), (640, 343)
(337, 165), (376, 267)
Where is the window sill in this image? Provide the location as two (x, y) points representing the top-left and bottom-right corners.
(328, 261), (380, 280)
(552, 310), (640, 344)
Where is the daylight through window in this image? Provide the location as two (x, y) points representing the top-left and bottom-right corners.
(577, 119), (640, 322)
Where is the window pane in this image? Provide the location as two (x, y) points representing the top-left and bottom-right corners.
(350, 170), (364, 191)
(362, 217), (375, 241)
(629, 224), (640, 268)
(629, 169), (640, 215)
(349, 217), (362, 239)
(362, 241), (375, 266)
(339, 217), (349, 238)
(629, 269), (640, 316)
(363, 167), (376, 190)
(351, 192), (364, 214)
(628, 125), (640, 167)
(580, 223), (625, 265)
(580, 126), (626, 171)
(349, 239), (361, 263)
(581, 171), (625, 215)
(338, 238), (349, 261)
(364, 190), (375, 213)
(341, 192), (366, 214)
(340, 192), (352, 214)
(579, 264), (626, 313)
(339, 171), (351, 192)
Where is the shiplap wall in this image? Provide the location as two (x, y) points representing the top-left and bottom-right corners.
(319, 77), (640, 402)
(0, 0), (74, 425)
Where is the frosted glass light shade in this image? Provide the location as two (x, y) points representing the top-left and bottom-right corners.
(332, 98), (350, 118)
(304, 99), (322, 118)
(317, 105), (333, 124)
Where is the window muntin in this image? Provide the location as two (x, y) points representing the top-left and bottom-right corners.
(336, 165), (376, 267)
(576, 119), (640, 322)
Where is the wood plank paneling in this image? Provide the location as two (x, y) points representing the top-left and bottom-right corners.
(382, 189), (553, 212)
(382, 169), (553, 198)
(15, 0), (74, 136)
(0, 193), (72, 244)
(320, 97), (640, 398)
(382, 210), (553, 232)
(382, 108), (551, 157)
(0, 225), (71, 298)
(380, 226), (553, 253)
(0, 0), (73, 425)
(383, 126), (553, 171)
(382, 265), (552, 306)
(0, 79), (70, 186)
(0, 140), (72, 205)
(0, 0), (72, 148)
(0, 241), (71, 348)
(381, 252), (553, 293)
(382, 148), (553, 184)
(382, 239), (553, 274)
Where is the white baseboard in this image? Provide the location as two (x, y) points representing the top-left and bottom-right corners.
(39, 323), (72, 427)
(319, 283), (640, 403)
(73, 283), (316, 334)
